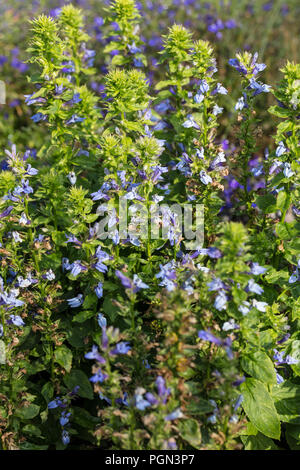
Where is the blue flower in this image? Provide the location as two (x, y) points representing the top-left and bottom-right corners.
(249, 78), (271, 96)
(194, 93), (204, 104)
(251, 262), (267, 275)
(207, 278), (225, 291)
(95, 282), (103, 298)
(67, 294), (83, 308)
(85, 345), (105, 363)
(165, 408), (183, 421)
(199, 170), (212, 185)
(25, 164), (38, 175)
(97, 313), (107, 329)
(214, 291), (228, 311)
(252, 299), (268, 312)
(70, 261), (87, 277)
(275, 141), (287, 157)
(235, 96), (245, 111)
(115, 270), (132, 289)
(43, 269), (55, 281)
(90, 369), (108, 383)
(214, 82), (228, 95)
(110, 342), (131, 355)
(247, 279), (264, 295)
(65, 114), (85, 125)
(0, 206), (13, 219)
(228, 58), (247, 75)
(48, 398), (65, 409)
(222, 319), (239, 331)
(134, 390), (151, 410)
(62, 430), (70, 446)
(7, 315), (25, 327)
(60, 411), (71, 427)
(273, 349), (299, 365)
(283, 162), (294, 178)
(198, 330), (222, 345)
(31, 112), (47, 123)
(238, 301), (251, 315)
(183, 115), (200, 129)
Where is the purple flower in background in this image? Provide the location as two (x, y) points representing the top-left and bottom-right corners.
(115, 270), (133, 289)
(198, 330), (233, 359)
(198, 247), (222, 259)
(0, 206), (13, 218)
(198, 330), (222, 345)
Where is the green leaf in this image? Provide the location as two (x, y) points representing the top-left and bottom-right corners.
(241, 351), (277, 384)
(178, 418), (201, 448)
(272, 381), (300, 423)
(16, 403), (40, 420)
(22, 424), (43, 438)
(72, 406), (101, 428)
(264, 268), (289, 284)
(241, 378), (281, 439)
(276, 222), (299, 240)
(241, 433), (279, 450)
(64, 369), (94, 400)
(276, 191), (289, 213)
(19, 442), (48, 450)
(41, 382), (54, 404)
(82, 294), (98, 310)
(255, 194), (276, 213)
(186, 398), (215, 416)
(72, 310), (95, 323)
(54, 345), (73, 372)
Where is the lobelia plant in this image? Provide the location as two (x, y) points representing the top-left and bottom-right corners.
(0, 0), (299, 452)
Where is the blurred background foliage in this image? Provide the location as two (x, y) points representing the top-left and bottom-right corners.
(0, 0), (299, 151)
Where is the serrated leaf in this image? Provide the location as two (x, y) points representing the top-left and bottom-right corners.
(241, 351), (277, 384)
(272, 381), (300, 423)
(241, 378), (281, 439)
(54, 345), (73, 372)
(178, 418), (201, 448)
